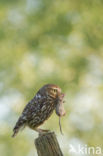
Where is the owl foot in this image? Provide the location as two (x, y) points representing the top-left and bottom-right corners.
(35, 128), (50, 136)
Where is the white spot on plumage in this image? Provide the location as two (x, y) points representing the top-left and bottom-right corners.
(41, 105), (46, 111)
(35, 94), (41, 99)
(22, 116), (27, 120)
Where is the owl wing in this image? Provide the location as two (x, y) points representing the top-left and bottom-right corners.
(12, 94), (45, 137)
(24, 95), (47, 122)
(12, 97), (36, 137)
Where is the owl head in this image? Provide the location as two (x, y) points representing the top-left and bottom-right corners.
(40, 84), (64, 99)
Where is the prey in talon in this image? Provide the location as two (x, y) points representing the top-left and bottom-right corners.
(55, 93), (66, 135)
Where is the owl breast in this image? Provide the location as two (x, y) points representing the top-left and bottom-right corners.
(27, 94), (56, 129)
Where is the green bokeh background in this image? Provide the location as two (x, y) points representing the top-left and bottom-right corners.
(0, 0), (103, 155)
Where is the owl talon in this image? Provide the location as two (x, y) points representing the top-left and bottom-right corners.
(35, 128), (50, 136)
(41, 129), (50, 132)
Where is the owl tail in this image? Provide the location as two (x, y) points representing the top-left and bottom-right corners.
(12, 126), (19, 138)
(12, 118), (26, 138)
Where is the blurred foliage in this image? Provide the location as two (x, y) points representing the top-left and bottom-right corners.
(0, 0), (103, 155)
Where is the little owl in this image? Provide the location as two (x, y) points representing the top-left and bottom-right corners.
(12, 84), (65, 137)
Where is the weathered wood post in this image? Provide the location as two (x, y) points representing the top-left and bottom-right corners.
(35, 132), (63, 156)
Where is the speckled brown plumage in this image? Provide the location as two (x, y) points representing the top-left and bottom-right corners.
(12, 84), (65, 137)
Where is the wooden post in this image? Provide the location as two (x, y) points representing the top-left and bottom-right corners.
(35, 132), (63, 156)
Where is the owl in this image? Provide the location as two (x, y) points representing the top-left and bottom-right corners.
(12, 84), (65, 137)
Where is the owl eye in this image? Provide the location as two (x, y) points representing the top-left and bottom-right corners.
(53, 89), (57, 93)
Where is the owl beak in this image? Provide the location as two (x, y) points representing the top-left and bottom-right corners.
(57, 92), (65, 98)
(60, 93), (65, 97)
